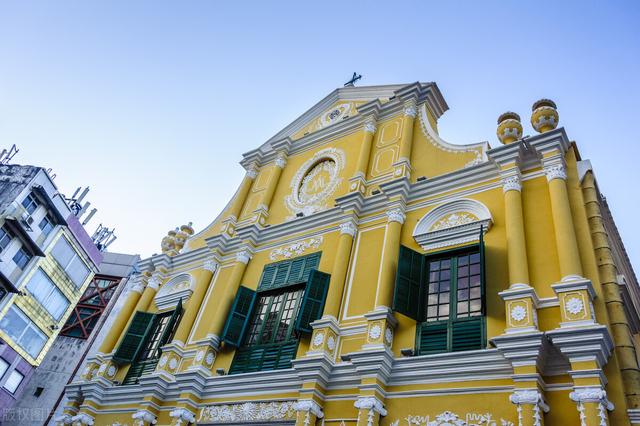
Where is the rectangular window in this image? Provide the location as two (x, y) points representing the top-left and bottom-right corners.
(230, 287), (304, 375)
(0, 305), (47, 359)
(0, 226), (13, 253)
(38, 216), (54, 238)
(26, 268), (70, 320)
(0, 358), (8, 380)
(418, 248), (485, 355)
(51, 237), (90, 287)
(121, 308), (181, 385)
(3, 370), (24, 394)
(12, 247), (32, 270)
(21, 194), (38, 215)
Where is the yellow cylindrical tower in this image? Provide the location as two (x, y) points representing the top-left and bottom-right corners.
(376, 208), (405, 308)
(583, 172), (640, 408)
(323, 221), (357, 318)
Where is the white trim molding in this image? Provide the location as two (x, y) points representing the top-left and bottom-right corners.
(413, 198), (492, 251)
(154, 273), (194, 311)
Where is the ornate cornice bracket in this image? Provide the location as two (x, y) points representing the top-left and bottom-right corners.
(169, 408), (196, 426)
(293, 399), (324, 419)
(132, 409), (158, 426)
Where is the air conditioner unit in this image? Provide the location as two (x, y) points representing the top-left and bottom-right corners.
(21, 211), (34, 227)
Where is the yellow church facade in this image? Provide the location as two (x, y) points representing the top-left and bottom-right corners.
(60, 82), (640, 426)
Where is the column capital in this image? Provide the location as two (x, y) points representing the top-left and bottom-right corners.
(544, 162), (567, 182)
(275, 151), (288, 169)
(510, 389), (549, 411)
(245, 163), (259, 179)
(203, 258), (220, 273)
(129, 275), (146, 294)
(70, 413), (95, 426)
(169, 408), (196, 425)
(235, 249), (253, 264)
(386, 208), (406, 224)
(364, 117), (377, 133)
(293, 399), (324, 418)
(132, 409), (158, 426)
(570, 387), (614, 409)
(339, 220), (358, 237)
(354, 396), (387, 416)
(402, 99), (418, 117)
(147, 275), (162, 291)
(502, 174), (522, 193)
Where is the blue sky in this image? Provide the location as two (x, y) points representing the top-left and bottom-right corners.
(1, 1), (638, 271)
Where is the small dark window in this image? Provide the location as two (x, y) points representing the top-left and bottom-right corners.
(34, 387), (44, 397)
(0, 226), (13, 253)
(12, 247), (32, 270)
(38, 216), (54, 237)
(21, 194), (39, 215)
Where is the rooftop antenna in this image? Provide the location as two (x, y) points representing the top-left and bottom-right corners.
(0, 144), (19, 165)
(344, 72), (362, 87)
(91, 224), (117, 252)
(65, 187), (92, 219)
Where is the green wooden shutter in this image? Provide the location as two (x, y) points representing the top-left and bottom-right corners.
(418, 322), (448, 355)
(392, 245), (423, 321)
(479, 226), (486, 315)
(259, 265), (277, 290)
(451, 318), (484, 352)
(294, 270), (330, 333)
(300, 252), (321, 283)
(158, 299), (183, 348)
(222, 286), (257, 347)
(113, 311), (155, 364)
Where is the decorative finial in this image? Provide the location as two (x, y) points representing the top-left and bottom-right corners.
(496, 112), (523, 145)
(344, 72), (362, 87)
(531, 99), (558, 133)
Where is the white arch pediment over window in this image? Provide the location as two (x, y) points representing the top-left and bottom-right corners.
(413, 199), (492, 251)
(154, 273), (194, 311)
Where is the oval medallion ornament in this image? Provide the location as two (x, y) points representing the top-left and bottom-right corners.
(285, 148), (345, 219)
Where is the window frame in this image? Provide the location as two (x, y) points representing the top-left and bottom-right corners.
(51, 237), (91, 287)
(25, 268), (70, 321)
(2, 369), (24, 394)
(0, 358), (9, 380)
(21, 193), (38, 215)
(12, 246), (32, 270)
(0, 226), (13, 253)
(415, 244), (486, 355)
(121, 307), (182, 385)
(0, 305), (48, 359)
(38, 215), (54, 238)
(244, 286), (305, 348)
